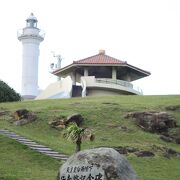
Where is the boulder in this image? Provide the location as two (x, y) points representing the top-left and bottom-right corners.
(57, 148), (138, 180)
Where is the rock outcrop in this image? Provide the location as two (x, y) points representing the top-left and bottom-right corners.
(125, 111), (180, 144)
(49, 113), (84, 129)
(125, 111), (176, 133)
(13, 109), (36, 126)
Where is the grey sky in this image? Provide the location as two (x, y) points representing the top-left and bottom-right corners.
(0, 0), (179, 95)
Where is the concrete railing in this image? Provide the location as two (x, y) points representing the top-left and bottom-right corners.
(96, 78), (143, 95)
(17, 28), (45, 39)
(96, 78), (133, 88)
(81, 77), (143, 95)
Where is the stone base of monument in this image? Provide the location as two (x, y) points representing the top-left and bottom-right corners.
(57, 147), (138, 180)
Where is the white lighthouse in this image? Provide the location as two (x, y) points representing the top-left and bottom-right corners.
(17, 13), (45, 99)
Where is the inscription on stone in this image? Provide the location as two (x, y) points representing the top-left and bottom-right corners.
(60, 164), (104, 180)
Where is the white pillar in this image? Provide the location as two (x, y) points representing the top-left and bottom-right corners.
(112, 67), (117, 80)
(71, 72), (76, 85)
(84, 68), (88, 76)
(126, 74), (131, 82)
(21, 40), (40, 96)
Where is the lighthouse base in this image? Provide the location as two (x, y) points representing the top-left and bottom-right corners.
(22, 95), (36, 100)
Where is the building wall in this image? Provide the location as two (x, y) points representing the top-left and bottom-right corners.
(36, 76), (72, 99)
(86, 89), (130, 96)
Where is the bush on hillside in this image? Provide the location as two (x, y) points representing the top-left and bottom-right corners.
(0, 80), (21, 102)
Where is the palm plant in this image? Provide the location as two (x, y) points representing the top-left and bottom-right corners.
(63, 122), (95, 153)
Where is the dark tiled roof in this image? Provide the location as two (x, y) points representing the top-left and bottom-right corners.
(73, 53), (126, 65)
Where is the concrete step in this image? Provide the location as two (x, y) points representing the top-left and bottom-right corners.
(27, 144), (45, 147)
(0, 129), (10, 133)
(34, 149), (66, 155)
(11, 137), (30, 141)
(2, 133), (20, 137)
(30, 147), (53, 151)
(16, 138), (36, 142)
(18, 141), (37, 145)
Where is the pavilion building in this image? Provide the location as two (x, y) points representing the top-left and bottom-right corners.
(36, 50), (150, 99)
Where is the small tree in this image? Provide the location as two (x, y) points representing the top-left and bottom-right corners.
(0, 80), (21, 102)
(63, 122), (95, 153)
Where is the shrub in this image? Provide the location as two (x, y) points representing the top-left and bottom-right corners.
(0, 80), (21, 102)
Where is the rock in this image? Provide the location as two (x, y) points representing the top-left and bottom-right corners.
(57, 148), (138, 180)
(14, 119), (31, 126)
(135, 151), (155, 157)
(163, 148), (179, 158)
(113, 146), (128, 154)
(165, 105), (180, 111)
(48, 113), (84, 129)
(160, 135), (173, 142)
(174, 135), (180, 144)
(166, 148), (177, 155)
(0, 110), (9, 116)
(14, 110), (36, 126)
(113, 146), (139, 155)
(125, 111), (176, 134)
(126, 147), (139, 153)
(49, 119), (66, 129)
(14, 109), (29, 120)
(65, 113), (84, 126)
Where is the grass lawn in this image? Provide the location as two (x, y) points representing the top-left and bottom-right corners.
(0, 135), (61, 180)
(0, 95), (180, 179)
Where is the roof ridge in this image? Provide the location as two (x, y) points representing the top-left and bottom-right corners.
(73, 53), (126, 64)
(73, 53), (100, 63)
(103, 54), (126, 63)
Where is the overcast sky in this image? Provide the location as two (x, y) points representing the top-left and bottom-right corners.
(0, 0), (180, 95)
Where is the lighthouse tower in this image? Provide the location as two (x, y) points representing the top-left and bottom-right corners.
(17, 13), (45, 99)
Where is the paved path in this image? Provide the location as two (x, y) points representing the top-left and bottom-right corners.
(0, 129), (69, 161)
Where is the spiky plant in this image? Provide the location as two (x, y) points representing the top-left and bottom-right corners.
(63, 123), (95, 153)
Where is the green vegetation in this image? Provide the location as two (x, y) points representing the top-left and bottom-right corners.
(0, 80), (21, 102)
(0, 95), (180, 179)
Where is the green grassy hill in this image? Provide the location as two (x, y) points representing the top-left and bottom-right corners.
(0, 95), (180, 180)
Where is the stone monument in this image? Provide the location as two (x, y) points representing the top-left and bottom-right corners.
(58, 147), (138, 180)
